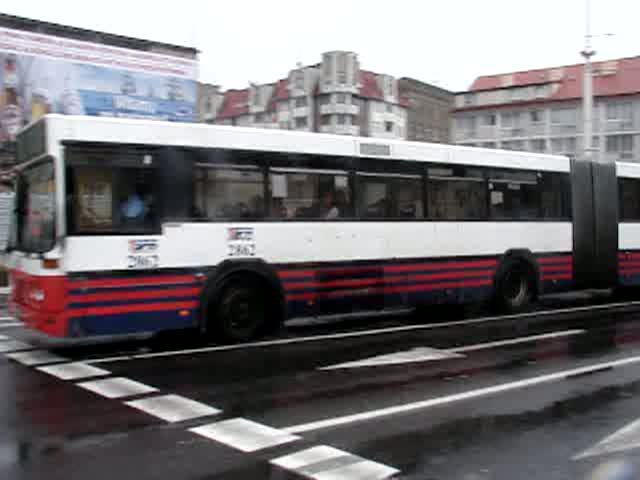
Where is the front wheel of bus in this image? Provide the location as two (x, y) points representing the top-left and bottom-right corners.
(212, 278), (266, 343)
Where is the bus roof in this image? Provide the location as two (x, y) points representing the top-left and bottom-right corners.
(39, 114), (571, 173)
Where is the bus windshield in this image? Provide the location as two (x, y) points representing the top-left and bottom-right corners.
(16, 160), (55, 253)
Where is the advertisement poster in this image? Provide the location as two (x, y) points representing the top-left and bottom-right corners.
(0, 26), (198, 144)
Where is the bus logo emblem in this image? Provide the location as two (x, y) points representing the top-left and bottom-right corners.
(128, 239), (158, 253)
(228, 228), (254, 242)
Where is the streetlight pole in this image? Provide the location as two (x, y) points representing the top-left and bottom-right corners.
(581, 0), (596, 161)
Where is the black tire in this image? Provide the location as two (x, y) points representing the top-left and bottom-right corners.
(495, 261), (535, 313)
(209, 276), (267, 343)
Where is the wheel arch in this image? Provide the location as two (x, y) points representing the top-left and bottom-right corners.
(199, 258), (286, 335)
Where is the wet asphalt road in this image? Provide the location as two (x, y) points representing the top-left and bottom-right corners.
(3, 293), (640, 479)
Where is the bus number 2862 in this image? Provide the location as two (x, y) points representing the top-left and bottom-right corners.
(228, 243), (256, 257)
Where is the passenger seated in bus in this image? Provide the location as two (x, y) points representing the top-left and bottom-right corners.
(334, 190), (348, 218)
(311, 190), (339, 219)
(271, 198), (288, 218)
(120, 187), (145, 223)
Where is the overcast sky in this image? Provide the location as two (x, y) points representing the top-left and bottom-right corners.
(3, 0), (639, 92)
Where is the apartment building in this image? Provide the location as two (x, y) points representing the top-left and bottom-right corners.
(452, 56), (640, 162)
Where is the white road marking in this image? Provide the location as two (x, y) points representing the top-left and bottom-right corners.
(0, 340), (32, 353)
(0, 323), (23, 328)
(77, 377), (158, 399)
(0, 334), (9, 341)
(0, 316), (14, 321)
(190, 418), (300, 452)
(450, 329), (584, 353)
(271, 445), (399, 479)
(85, 301), (630, 365)
(283, 354), (640, 434)
(321, 347), (463, 370)
(573, 417), (640, 460)
(5, 350), (67, 365)
(320, 329), (583, 370)
(125, 394), (221, 423)
(36, 362), (111, 380)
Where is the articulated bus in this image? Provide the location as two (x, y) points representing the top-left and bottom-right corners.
(5, 115), (640, 342)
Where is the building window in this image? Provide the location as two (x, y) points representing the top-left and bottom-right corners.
(606, 134), (634, 159)
(551, 137), (577, 156)
(295, 97), (307, 108)
(319, 95), (330, 106)
(338, 53), (347, 84)
(295, 117), (308, 129)
(530, 110), (543, 123)
(457, 116), (476, 134)
(481, 142), (497, 149)
(253, 88), (261, 106)
(530, 139), (546, 152)
(607, 102), (633, 123)
(337, 114), (346, 125)
(295, 71), (305, 90)
(482, 114), (496, 126)
(501, 112), (521, 129)
(551, 107), (577, 125)
(463, 93), (475, 106)
(534, 85), (546, 98)
(386, 103), (393, 113)
(255, 113), (264, 123)
(501, 140), (524, 151)
(336, 93), (346, 104)
(321, 115), (331, 126)
(385, 121), (394, 132)
(323, 53), (333, 84)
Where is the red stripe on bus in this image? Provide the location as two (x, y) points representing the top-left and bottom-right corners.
(284, 269), (495, 290)
(383, 259), (498, 273)
(69, 300), (198, 318)
(620, 269), (640, 276)
(618, 262), (640, 269)
(537, 255), (572, 265)
(277, 270), (314, 279)
(541, 273), (572, 281)
(540, 265), (573, 273)
(285, 278), (493, 302)
(68, 287), (201, 304)
(68, 275), (197, 290)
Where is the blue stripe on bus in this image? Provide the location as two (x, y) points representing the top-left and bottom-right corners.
(69, 310), (198, 336)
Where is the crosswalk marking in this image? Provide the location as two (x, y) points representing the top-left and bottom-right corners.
(190, 418), (300, 452)
(78, 377), (158, 399)
(271, 445), (399, 479)
(37, 362), (111, 380)
(125, 394), (221, 423)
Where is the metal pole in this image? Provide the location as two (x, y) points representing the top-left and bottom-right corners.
(581, 0), (595, 161)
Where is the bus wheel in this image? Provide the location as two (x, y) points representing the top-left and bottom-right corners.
(495, 261), (535, 313)
(211, 276), (266, 343)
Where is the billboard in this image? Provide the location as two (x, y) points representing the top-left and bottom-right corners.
(0, 26), (198, 144)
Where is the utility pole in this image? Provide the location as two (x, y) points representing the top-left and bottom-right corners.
(581, 0), (596, 161)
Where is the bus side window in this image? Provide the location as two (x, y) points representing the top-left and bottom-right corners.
(488, 169), (540, 220)
(193, 165), (265, 220)
(619, 178), (640, 222)
(426, 167), (487, 220)
(269, 171), (351, 220)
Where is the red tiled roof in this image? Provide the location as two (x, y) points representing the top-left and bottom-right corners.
(468, 56), (640, 100)
(358, 70), (384, 99)
(217, 89), (249, 119)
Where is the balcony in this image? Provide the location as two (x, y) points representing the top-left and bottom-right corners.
(528, 122), (546, 136)
(320, 125), (359, 136)
(604, 119), (635, 133)
(551, 124), (578, 136)
(454, 129), (476, 142)
(475, 125), (498, 139)
(320, 104), (359, 115)
(500, 127), (527, 139)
